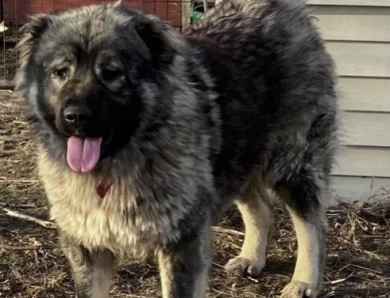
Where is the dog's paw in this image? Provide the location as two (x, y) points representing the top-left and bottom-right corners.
(224, 256), (265, 277)
(280, 280), (318, 298)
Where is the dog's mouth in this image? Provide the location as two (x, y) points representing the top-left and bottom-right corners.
(66, 136), (114, 198)
(66, 136), (103, 173)
(57, 108), (113, 173)
(66, 135), (114, 198)
(56, 102), (134, 173)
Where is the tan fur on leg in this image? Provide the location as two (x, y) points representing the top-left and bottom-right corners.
(288, 207), (320, 285)
(61, 235), (116, 298)
(89, 267), (113, 298)
(225, 179), (273, 277)
(281, 205), (326, 298)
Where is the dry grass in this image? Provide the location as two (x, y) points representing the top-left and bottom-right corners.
(0, 36), (18, 82)
(1, 91), (389, 298)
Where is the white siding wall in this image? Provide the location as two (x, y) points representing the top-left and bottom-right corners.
(307, 0), (390, 202)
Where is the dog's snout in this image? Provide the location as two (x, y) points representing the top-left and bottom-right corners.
(63, 106), (92, 126)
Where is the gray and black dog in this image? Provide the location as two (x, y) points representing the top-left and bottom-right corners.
(15, 0), (338, 297)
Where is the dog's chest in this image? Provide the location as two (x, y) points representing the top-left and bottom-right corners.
(38, 157), (182, 255)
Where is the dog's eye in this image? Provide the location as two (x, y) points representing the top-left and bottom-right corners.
(101, 68), (123, 82)
(54, 67), (69, 79)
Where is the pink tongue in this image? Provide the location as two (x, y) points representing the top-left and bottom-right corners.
(66, 137), (103, 173)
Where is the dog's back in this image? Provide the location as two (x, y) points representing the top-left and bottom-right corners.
(185, 0), (338, 200)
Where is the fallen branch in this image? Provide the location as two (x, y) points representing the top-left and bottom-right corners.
(351, 264), (382, 275)
(212, 226), (244, 236)
(0, 244), (41, 251)
(0, 244), (57, 251)
(2, 207), (245, 235)
(2, 207), (57, 229)
(0, 179), (40, 183)
(3, 207), (245, 235)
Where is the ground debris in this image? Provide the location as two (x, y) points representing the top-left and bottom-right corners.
(1, 93), (389, 297)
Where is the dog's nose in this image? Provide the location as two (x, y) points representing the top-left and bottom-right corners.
(63, 106), (92, 126)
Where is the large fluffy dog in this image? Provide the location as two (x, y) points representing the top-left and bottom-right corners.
(15, 0), (338, 297)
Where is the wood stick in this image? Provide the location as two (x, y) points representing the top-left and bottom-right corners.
(2, 207), (57, 229)
(0, 179), (40, 183)
(2, 207), (244, 235)
(212, 226), (244, 236)
(0, 244), (57, 251)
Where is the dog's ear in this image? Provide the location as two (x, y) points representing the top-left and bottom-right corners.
(16, 14), (54, 68)
(133, 15), (186, 70)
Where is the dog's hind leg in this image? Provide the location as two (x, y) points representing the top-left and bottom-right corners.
(60, 234), (115, 298)
(158, 222), (212, 298)
(225, 177), (273, 277)
(277, 172), (329, 298)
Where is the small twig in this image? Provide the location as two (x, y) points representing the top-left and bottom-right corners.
(246, 275), (260, 283)
(2, 207), (57, 229)
(0, 179), (40, 183)
(327, 272), (354, 285)
(0, 244), (57, 250)
(336, 263), (351, 276)
(120, 295), (150, 298)
(212, 226), (244, 236)
(12, 120), (28, 125)
(15, 203), (38, 209)
(320, 291), (336, 298)
(212, 262), (225, 269)
(31, 289), (42, 298)
(212, 288), (237, 297)
(350, 264), (382, 275)
(0, 244), (41, 250)
(3, 211), (242, 234)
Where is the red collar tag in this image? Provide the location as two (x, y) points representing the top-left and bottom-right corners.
(96, 180), (113, 198)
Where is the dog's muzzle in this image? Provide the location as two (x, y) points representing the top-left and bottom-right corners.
(63, 105), (93, 133)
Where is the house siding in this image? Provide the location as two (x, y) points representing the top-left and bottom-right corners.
(307, 1), (390, 202)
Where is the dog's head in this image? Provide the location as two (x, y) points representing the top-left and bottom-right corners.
(15, 3), (187, 173)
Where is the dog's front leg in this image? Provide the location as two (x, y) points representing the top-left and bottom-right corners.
(60, 234), (116, 298)
(158, 224), (212, 298)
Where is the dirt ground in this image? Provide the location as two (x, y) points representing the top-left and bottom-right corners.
(0, 91), (389, 298)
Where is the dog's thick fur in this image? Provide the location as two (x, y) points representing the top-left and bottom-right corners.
(15, 0), (338, 297)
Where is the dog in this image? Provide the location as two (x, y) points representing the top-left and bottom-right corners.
(15, 0), (338, 297)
